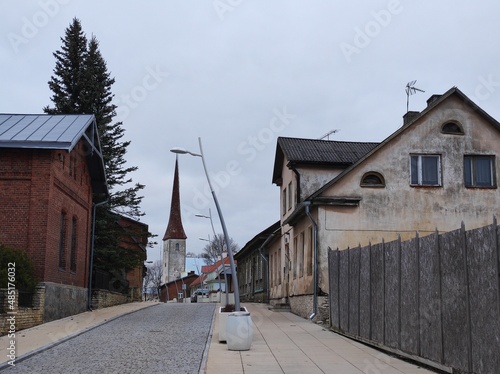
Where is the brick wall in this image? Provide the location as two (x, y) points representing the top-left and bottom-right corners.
(0, 144), (93, 289)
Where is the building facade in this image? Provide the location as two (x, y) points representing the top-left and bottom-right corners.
(271, 87), (500, 321)
(0, 114), (107, 322)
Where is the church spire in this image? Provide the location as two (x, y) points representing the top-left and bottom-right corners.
(163, 157), (187, 240)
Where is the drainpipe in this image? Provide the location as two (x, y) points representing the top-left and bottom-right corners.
(304, 201), (318, 320)
(258, 229), (279, 303)
(87, 199), (108, 310)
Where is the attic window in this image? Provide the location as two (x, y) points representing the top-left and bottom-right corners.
(441, 122), (464, 135)
(361, 172), (385, 187)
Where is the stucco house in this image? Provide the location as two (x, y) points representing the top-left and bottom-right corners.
(235, 221), (280, 304)
(271, 87), (500, 321)
(0, 114), (107, 323)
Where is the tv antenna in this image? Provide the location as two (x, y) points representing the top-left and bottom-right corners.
(405, 80), (425, 112)
(319, 129), (339, 140)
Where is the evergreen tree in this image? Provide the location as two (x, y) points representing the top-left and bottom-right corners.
(44, 19), (87, 114)
(45, 18), (151, 274)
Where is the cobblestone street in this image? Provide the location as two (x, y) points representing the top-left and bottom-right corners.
(3, 303), (215, 374)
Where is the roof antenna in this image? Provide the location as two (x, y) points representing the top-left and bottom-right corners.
(405, 80), (425, 112)
(318, 129), (339, 140)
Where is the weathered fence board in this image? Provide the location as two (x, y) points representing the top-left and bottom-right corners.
(439, 228), (469, 371)
(466, 225), (500, 374)
(328, 222), (500, 374)
(359, 246), (371, 340)
(348, 246), (360, 336)
(400, 237), (419, 354)
(370, 242), (384, 343)
(384, 239), (400, 349)
(339, 250), (349, 332)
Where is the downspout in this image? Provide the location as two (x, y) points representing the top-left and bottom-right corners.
(290, 165), (301, 205)
(304, 201), (318, 320)
(87, 199), (108, 310)
(258, 229), (279, 303)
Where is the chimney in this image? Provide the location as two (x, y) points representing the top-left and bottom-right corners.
(426, 94), (441, 106)
(403, 111), (420, 126)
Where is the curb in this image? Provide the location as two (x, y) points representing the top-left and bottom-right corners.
(0, 303), (159, 371)
(198, 304), (217, 374)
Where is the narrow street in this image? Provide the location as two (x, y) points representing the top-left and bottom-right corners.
(3, 303), (215, 374)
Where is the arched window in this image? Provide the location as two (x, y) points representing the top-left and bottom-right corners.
(175, 243), (180, 251)
(441, 122), (464, 135)
(361, 172), (385, 187)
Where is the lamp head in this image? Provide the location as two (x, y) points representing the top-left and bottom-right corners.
(170, 147), (188, 154)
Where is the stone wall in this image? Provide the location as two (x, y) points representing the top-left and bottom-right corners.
(91, 289), (128, 309)
(0, 286), (44, 335)
(289, 294), (328, 323)
(43, 282), (88, 322)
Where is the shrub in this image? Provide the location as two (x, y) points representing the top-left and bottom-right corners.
(0, 244), (38, 292)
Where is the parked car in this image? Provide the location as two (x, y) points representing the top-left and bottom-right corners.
(191, 289), (209, 303)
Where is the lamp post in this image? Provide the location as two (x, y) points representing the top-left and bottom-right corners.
(199, 235), (227, 304)
(196, 209), (229, 305)
(171, 138), (240, 312)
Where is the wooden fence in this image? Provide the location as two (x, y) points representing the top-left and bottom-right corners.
(328, 221), (500, 374)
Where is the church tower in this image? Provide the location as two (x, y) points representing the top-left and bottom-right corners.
(162, 157), (187, 284)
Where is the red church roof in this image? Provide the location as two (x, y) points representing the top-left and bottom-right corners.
(163, 158), (187, 240)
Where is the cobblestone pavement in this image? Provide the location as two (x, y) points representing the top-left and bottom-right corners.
(3, 303), (215, 374)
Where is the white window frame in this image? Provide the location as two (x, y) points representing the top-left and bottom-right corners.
(410, 154), (442, 186)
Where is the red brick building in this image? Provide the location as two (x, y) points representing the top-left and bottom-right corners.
(117, 215), (148, 301)
(0, 114), (107, 321)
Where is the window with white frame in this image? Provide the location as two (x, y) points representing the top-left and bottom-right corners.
(410, 155), (441, 186)
(464, 155), (495, 187)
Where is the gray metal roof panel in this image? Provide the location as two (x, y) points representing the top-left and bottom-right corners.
(0, 114), (94, 150)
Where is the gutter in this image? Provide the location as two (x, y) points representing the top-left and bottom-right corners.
(304, 201), (318, 320)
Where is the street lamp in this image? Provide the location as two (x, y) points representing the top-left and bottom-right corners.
(171, 138), (241, 312)
(196, 209), (229, 305)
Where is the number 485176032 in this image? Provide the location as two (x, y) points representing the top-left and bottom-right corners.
(7, 262), (15, 310)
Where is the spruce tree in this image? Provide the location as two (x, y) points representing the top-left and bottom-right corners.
(45, 18), (150, 275)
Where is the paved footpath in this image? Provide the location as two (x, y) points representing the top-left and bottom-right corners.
(1, 303), (215, 374)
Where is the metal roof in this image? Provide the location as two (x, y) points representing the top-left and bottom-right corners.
(0, 114), (95, 150)
(0, 113), (108, 195)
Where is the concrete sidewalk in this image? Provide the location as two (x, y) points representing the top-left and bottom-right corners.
(205, 303), (439, 374)
(0, 301), (157, 368)
(1, 301), (441, 373)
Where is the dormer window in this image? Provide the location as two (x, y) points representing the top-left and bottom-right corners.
(361, 172), (385, 187)
(441, 122), (464, 135)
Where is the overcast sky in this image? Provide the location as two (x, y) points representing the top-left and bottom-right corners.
(2, 1), (500, 263)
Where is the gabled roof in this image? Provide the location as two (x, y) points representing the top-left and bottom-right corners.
(309, 87), (500, 200)
(235, 221), (280, 259)
(201, 256), (232, 274)
(0, 114), (96, 150)
(273, 137), (379, 183)
(0, 113), (107, 194)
